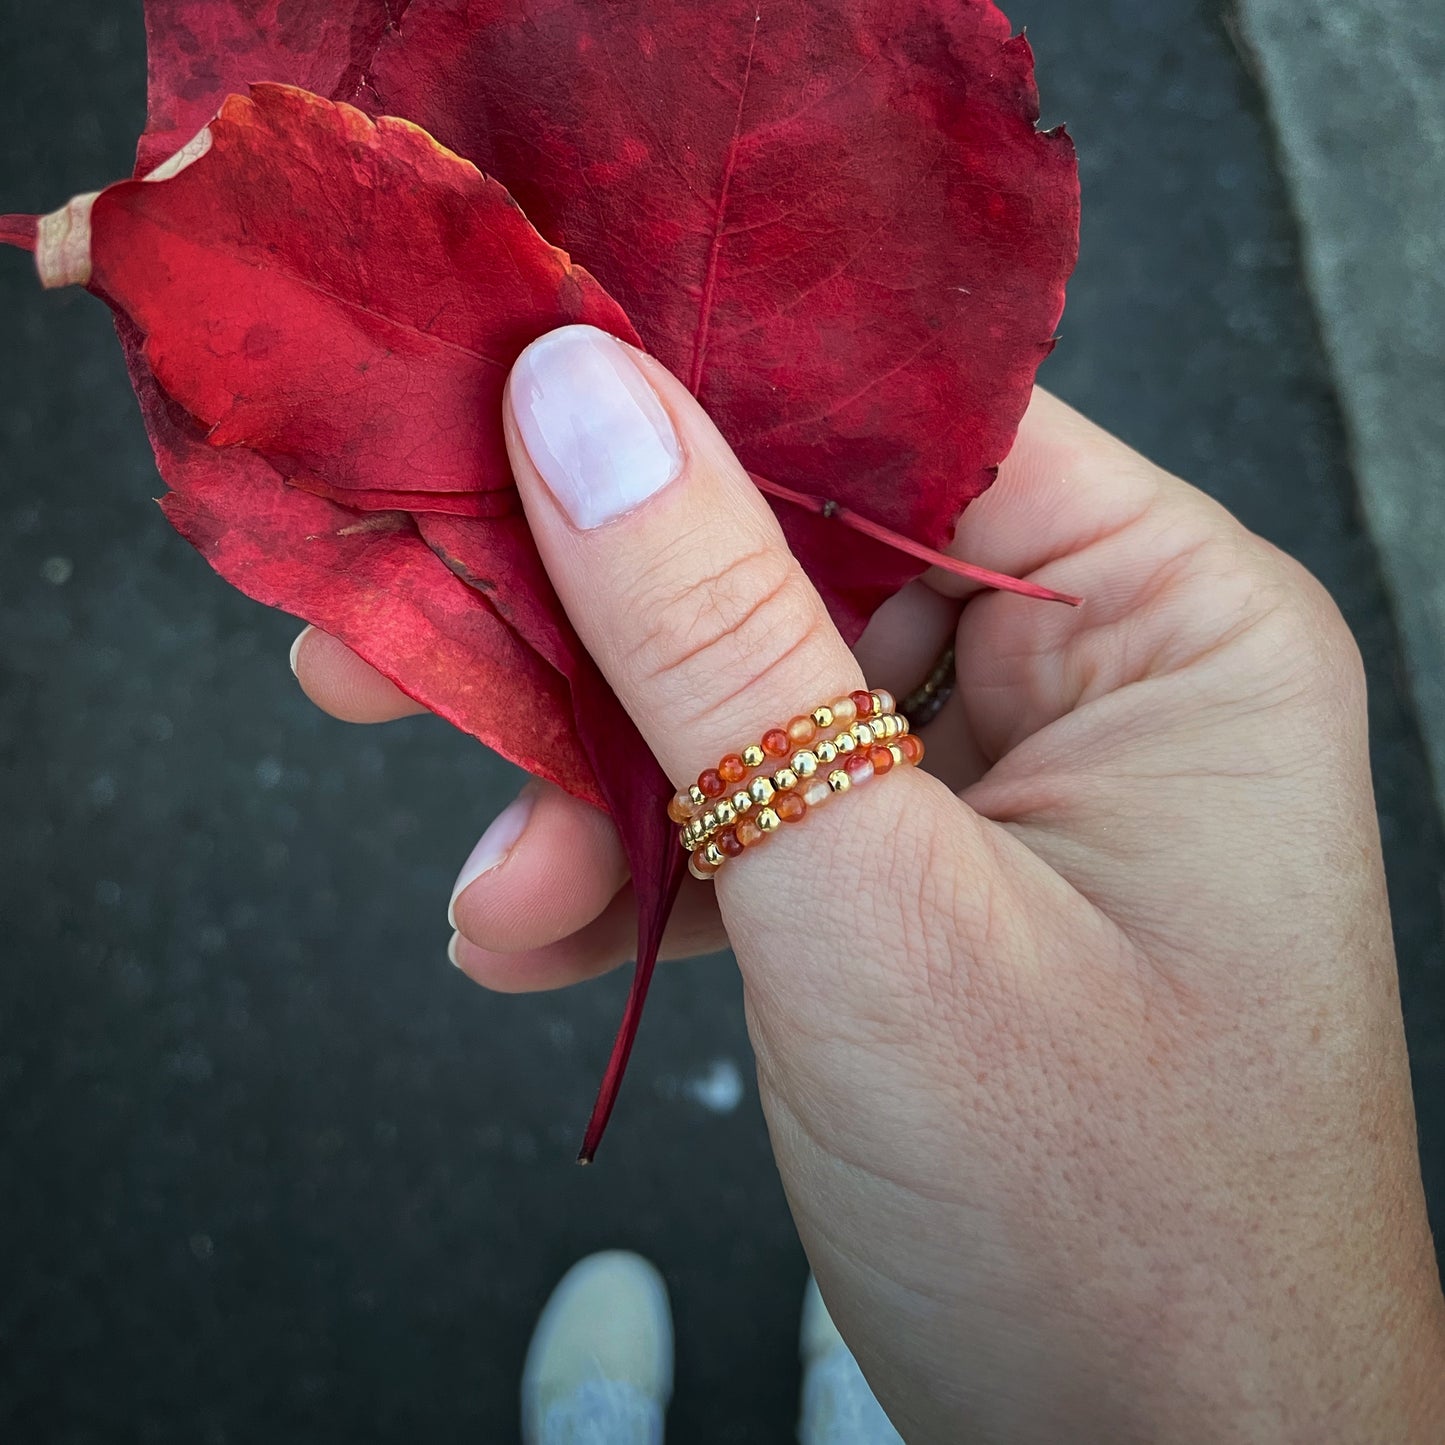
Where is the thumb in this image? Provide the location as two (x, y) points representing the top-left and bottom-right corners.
(504, 322), (863, 787)
(501, 322), (968, 1003)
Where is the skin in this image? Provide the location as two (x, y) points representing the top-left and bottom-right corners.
(292, 359), (1445, 1442)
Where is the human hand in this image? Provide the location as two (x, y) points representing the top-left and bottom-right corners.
(293, 325), (1445, 1442)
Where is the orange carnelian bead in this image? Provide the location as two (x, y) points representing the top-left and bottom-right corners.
(868, 745), (894, 775)
(786, 715), (817, 746)
(900, 735), (925, 766)
(775, 792), (807, 824)
(736, 817), (765, 849)
(718, 754), (748, 784)
(697, 769), (727, 799)
(850, 689), (875, 719)
(689, 851), (721, 880)
(830, 695), (858, 726)
(761, 728), (791, 758)
(844, 752), (875, 784)
(668, 791), (694, 823)
(717, 827), (745, 858)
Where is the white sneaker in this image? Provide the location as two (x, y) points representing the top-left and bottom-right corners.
(798, 1276), (905, 1445)
(521, 1251), (674, 1445)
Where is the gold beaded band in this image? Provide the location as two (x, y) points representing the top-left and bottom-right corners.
(667, 689), (900, 823)
(679, 712), (908, 854)
(666, 689), (925, 882)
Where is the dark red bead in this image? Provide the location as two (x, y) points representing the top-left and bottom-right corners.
(717, 827), (745, 858)
(869, 745), (894, 775)
(850, 689), (875, 718)
(698, 769), (727, 799)
(761, 729), (791, 758)
(844, 752), (874, 780)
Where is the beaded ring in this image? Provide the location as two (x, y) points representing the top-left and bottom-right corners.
(900, 646), (956, 731)
(668, 689), (925, 881)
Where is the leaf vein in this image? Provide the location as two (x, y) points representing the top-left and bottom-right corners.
(686, 9), (763, 397)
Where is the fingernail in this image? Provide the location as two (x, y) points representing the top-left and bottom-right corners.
(510, 325), (683, 529)
(447, 932), (464, 970)
(288, 626), (311, 676)
(447, 792), (536, 929)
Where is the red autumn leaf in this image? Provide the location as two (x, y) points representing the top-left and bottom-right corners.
(4, 0), (1080, 1156)
(134, 0), (1079, 635)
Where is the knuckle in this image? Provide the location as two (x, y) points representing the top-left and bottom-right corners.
(1238, 548), (1366, 698)
(627, 545), (830, 717)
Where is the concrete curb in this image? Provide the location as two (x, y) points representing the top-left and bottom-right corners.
(1237, 0), (1445, 819)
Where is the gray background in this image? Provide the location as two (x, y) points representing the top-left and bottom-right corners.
(2, 2), (1441, 1440)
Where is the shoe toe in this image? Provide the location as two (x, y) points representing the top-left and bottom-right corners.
(522, 1250), (673, 1439)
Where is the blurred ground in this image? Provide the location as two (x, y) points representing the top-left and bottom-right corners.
(1, 2), (1441, 1441)
(1237, 0), (1445, 822)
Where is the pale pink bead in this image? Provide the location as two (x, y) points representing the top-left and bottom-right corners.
(800, 777), (833, 809)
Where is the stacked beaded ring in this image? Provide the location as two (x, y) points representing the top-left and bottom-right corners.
(900, 646), (956, 731)
(668, 690), (925, 881)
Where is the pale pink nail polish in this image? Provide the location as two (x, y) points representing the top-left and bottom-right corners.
(447, 792), (536, 929)
(510, 325), (682, 528)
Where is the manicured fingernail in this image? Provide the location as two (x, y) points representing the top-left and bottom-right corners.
(447, 932), (464, 970)
(510, 324), (682, 528)
(447, 792), (536, 929)
(288, 626), (311, 676)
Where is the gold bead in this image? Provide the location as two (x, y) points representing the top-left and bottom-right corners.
(756, 806), (782, 833)
(689, 784), (707, 808)
(851, 721), (875, 746)
(731, 790), (753, 815)
(815, 739), (838, 765)
(715, 799), (737, 827)
(791, 750), (819, 779)
(834, 731), (857, 754)
(703, 842), (726, 869)
(889, 743), (905, 766)
(680, 829), (696, 852)
(742, 743), (765, 768)
(877, 715), (895, 739)
(870, 691), (886, 715)
(701, 809), (719, 834)
(749, 776), (776, 806)
(828, 769), (852, 794)
(897, 715), (910, 735)
(773, 766), (799, 792)
(811, 704), (835, 729)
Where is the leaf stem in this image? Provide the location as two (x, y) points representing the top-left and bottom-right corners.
(752, 473), (1082, 608)
(578, 845), (688, 1163)
(0, 214), (39, 253)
